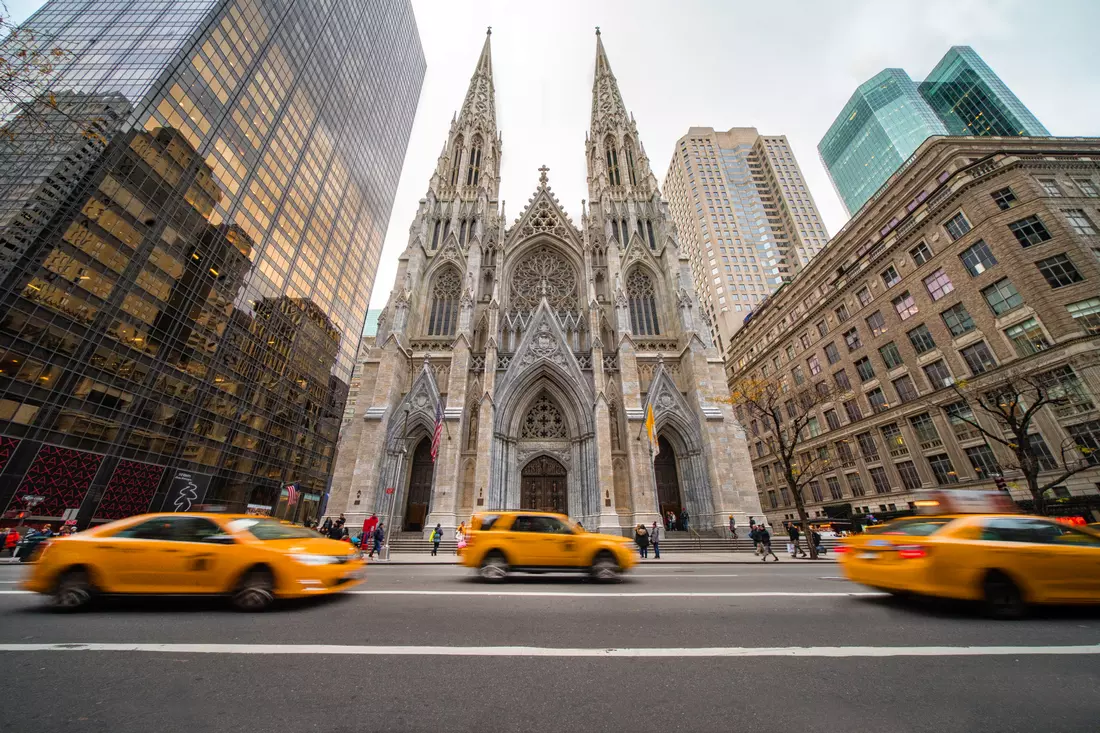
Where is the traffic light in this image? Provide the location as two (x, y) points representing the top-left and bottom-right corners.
(993, 475), (1008, 491)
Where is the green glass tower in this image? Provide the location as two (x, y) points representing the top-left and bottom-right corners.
(919, 46), (1050, 138)
(818, 69), (948, 216)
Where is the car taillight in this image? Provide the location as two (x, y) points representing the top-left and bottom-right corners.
(897, 545), (928, 560)
(832, 545), (850, 554)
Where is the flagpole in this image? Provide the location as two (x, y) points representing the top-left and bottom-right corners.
(649, 441), (661, 519)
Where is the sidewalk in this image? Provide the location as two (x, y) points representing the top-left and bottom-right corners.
(376, 551), (837, 565)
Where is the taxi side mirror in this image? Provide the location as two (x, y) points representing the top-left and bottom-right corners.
(204, 534), (236, 545)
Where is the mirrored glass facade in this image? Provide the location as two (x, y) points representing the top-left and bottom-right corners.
(0, 0), (424, 527)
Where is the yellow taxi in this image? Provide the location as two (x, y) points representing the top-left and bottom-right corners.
(460, 511), (636, 581)
(837, 490), (1100, 618)
(21, 512), (366, 611)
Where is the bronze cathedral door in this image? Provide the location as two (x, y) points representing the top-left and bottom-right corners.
(404, 438), (434, 531)
(520, 456), (568, 514)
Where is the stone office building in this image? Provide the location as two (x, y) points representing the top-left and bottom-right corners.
(727, 136), (1100, 528)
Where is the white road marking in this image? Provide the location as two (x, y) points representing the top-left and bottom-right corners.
(0, 642), (1096, 658)
(346, 590), (882, 597)
(631, 574), (740, 578)
(0, 590), (29, 594)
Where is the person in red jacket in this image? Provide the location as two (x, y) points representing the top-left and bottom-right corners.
(362, 513), (378, 541)
(3, 528), (20, 556)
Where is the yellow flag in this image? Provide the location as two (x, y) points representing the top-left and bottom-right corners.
(645, 403), (659, 456)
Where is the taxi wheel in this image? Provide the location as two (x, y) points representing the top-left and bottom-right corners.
(52, 568), (94, 612)
(232, 567), (275, 612)
(589, 552), (621, 582)
(982, 571), (1026, 620)
(479, 551), (509, 582)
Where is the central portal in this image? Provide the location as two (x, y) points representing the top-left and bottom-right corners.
(520, 455), (567, 514)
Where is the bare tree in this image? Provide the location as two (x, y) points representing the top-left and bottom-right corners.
(721, 377), (839, 559)
(1, 2), (73, 140)
(940, 366), (1095, 516)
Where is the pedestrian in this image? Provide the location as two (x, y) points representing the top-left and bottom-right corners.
(811, 529), (826, 557)
(787, 522), (807, 558)
(681, 509), (690, 532)
(650, 520), (661, 559)
(668, 510), (677, 532)
(749, 524), (761, 555)
(634, 524), (650, 559)
(759, 525), (779, 562)
(3, 528), (18, 557)
(362, 513), (378, 542)
(320, 517), (334, 537)
(431, 523), (442, 556)
(454, 521), (466, 555)
(728, 514), (737, 539)
(370, 522), (385, 558)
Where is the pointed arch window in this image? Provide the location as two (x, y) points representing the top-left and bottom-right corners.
(646, 220), (656, 249)
(466, 137), (482, 186)
(521, 394), (568, 439)
(625, 139), (638, 186)
(627, 269), (660, 336)
(605, 135), (621, 186)
(431, 220), (441, 249)
(428, 268), (461, 336)
(459, 219), (469, 245)
(450, 136), (464, 186)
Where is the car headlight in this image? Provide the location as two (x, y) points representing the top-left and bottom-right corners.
(289, 553), (341, 565)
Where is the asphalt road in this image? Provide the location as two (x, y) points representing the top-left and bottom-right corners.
(1, 563), (1098, 732)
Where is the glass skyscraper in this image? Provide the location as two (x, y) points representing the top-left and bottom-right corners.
(819, 47), (1048, 216)
(919, 46), (1050, 138)
(0, 0), (424, 527)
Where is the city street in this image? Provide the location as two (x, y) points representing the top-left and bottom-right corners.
(1, 562), (1098, 732)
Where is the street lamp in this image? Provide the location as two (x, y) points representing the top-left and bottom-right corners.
(380, 407), (410, 560)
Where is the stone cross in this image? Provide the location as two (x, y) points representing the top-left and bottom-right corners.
(538, 165), (549, 185)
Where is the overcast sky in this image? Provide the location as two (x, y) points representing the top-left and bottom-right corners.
(8, 0), (1100, 311)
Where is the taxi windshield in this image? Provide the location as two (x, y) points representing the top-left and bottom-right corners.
(227, 518), (318, 540)
(866, 517), (955, 536)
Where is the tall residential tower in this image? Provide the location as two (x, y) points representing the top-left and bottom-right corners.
(0, 0), (424, 527)
(664, 127), (829, 352)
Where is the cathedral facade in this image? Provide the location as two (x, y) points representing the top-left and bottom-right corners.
(327, 31), (764, 536)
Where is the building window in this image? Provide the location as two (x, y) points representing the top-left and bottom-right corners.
(450, 136), (464, 186)
(800, 332), (812, 350)
(982, 278), (1023, 314)
(826, 476), (843, 500)
(834, 369), (852, 392)
(923, 359), (953, 390)
(923, 269), (954, 301)
(869, 466), (891, 494)
(781, 488), (792, 506)
(842, 398), (862, 422)
(1066, 297), (1100, 334)
(927, 453), (959, 485)
(879, 342), (903, 370)
(893, 374), (919, 403)
(881, 423), (907, 456)
(990, 187), (1017, 211)
(836, 440), (855, 465)
(1009, 216), (1053, 248)
(856, 432), (879, 460)
(941, 302), (976, 337)
(1036, 365), (1094, 418)
(791, 365), (805, 385)
(960, 240), (998, 277)
(910, 241), (932, 266)
(807, 417), (822, 438)
(824, 342), (841, 365)
(844, 328), (862, 351)
(865, 311), (887, 337)
(854, 357), (875, 382)
(768, 490), (778, 509)
(906, 324), (936, 355)
(1036, 254), (1084, 288)
(786, 344), (796, 361)
(1073, 178), (1099, 197)
(1026, 433), (1058, 471)
(960, 341), (997, 375)
(605, 136), (621, 186)
(627, 269), (660, 335)
(943, 211), (971, 241)
(1068, 421), (1100, 466)
(896, 461), (922, 491)
(965, 444), (1001, 478)
(867, 387), (889, 413)
(646, 220), (655, 249)
(807, 355), (821, 376)
(1005, 318), (1051, 356)
(835, 304), (850, 322)
(892, 291), (919, 320)
(910, 412), (941, 447)
(846, 472), (866, 497)
(944, 401), (980, 441)
(1063, 209), (1097, 236)
(466, 139), (482, 186)
(881, 265), (901, 289)
(816, 320), (828, 339)
(824, 409), (841, 430)
(856, 286), (872, 307)
(427, 268), (462, 336)
(1037, 178), (1062, 197)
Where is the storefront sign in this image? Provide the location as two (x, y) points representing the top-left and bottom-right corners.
(167, 471), (211, 512)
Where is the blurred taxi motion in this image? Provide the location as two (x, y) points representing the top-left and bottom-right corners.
(460, 511), (637, 581)
(20, 513), (366, 611)
(837, 490), (1100, 618)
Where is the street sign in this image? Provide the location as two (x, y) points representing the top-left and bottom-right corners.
(384, 487), (395, 494)
(22, 495), (44, 504)
(62, 508), (79, 521)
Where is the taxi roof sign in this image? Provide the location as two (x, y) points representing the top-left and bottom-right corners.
(913, 489), (1019, 515)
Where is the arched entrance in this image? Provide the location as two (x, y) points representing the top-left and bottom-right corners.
(403, 438), (433, 531)
(654, 436), (683, 523)
(520, 455), (568, 514)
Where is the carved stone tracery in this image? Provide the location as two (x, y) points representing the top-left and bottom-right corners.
(520, 394), (568, 439)
(509, 245), (577, 311)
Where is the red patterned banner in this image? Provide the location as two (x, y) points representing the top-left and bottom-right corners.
(94, 460), (165, 521)
(0, 436), (18, 475)
(11, 444), (103, 519)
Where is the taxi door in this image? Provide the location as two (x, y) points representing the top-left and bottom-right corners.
(1035, 522), (1100, 601)
(977, 518), (1073, 602)
(169, 517), (245, 593)
(503, 515), (544, 566)
(536, 517), (583, 568)
(102, 517), (192, 592)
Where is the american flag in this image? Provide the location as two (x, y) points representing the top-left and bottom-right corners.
(285, 483), (299, 506)
(430, 399), (444, 462)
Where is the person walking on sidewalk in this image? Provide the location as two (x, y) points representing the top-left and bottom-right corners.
(759, 525), (779, 562)
(634, 524), (650, 559)
(370, 522), (385, 558)
(362, 513), (378, 544)
(728, 515), (737, 539)
(454, 521), (466, 555)
(787, 522), (808, 558)
(681, 509), (690, 532)
(749, 524), (762, 555)
(430, 523), (442, 556)
(650, 521), (661, 559)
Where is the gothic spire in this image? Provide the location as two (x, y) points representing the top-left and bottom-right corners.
(590, 28), (628, 134)
(458, 27), (497, 135)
